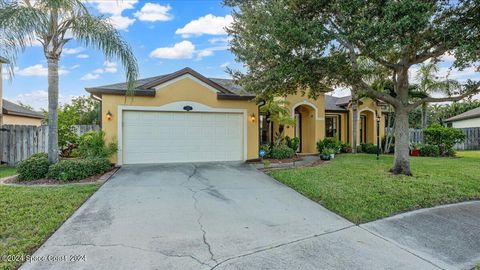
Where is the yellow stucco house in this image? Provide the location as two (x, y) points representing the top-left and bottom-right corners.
(86, 67), (385, 165)
(0, 57), (44, 126)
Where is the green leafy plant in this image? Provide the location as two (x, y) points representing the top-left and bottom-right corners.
(259, 144), (271, 158)
(360, 143), (377, 154)
(47, 158), (111, 181)
(340, 143), (352, 153)
(260, 99), (296, 146)
(270, 145), (295, 159)
(322, 148), (336, 155)
(77, 131), (117, 158)
(423, 124), (465, 156)
(285, 136), (300, 152)
(262, 159), (271, 168)
(16, 153), (49, 181)
(316, 138), (341, 153)
(418, 144), (440, 157)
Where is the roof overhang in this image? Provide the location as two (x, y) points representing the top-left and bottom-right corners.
(444, 115), (480, 123)
(217, 93), (256, 101)
(3, 108), (44, 119)
(85, 88), (156, 97)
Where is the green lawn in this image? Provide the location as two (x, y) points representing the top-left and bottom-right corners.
(0, 166), (17, 178)
(268, 152), (480, 224)
(0, 184), (99, 270)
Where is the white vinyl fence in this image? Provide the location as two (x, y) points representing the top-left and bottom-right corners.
(0, 124), (99, 166)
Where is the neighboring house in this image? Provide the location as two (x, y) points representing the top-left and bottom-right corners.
(2, 99), (44, 126)
(86, 67), (385, 165)
(444, 107), (480, 128)
(0, 56), (43, 126)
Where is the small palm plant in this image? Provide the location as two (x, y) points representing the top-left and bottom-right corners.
(260, 99), (296, 146)
(416, 63), (460, 128)
(0, 0), (139, 163)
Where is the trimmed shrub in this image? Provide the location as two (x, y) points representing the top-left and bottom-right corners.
(360, 143), (377, 154)
(419, 144), (440, 157)
(259, 144), (271, 157)
(270, 145), (295, 159)
(16, 153), (49, 181)
(423, 124), (465, 156)
(316, 137), (341, 153)
(78, 130), (117, 158)
(285, 136), (300, 152)
(340, 142), (352, 153)
(47, 158), (111, 181)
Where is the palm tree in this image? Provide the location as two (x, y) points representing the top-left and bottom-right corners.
(416, 63), (459, 128)
(0, 0), (138, 163)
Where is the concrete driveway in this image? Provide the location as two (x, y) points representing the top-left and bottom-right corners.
(22, 163), (439, 270)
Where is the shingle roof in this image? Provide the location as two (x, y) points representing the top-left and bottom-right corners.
(444, 107), (480, 122)
(85, 67), (255, 100)
(325, 95), (350, 111)
(2, 99), (44, 119)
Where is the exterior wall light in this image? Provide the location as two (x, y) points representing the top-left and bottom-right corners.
(250, 113), (256, 122)
(106, 110), (113, 121)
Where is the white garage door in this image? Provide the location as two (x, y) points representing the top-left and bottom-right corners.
(122, 110), (244, 164)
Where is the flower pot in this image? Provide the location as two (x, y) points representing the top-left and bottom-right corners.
(330, 153), (335, 159)
(320, 154), (331, 160)
(410, 149), (421, 156)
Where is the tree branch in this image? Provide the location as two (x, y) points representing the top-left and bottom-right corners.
(408, 84), (480, 110)
(410, 46), (448, 65)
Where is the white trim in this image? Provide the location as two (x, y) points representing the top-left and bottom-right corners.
(117, 101), (248, 165)
(291, 100), (324, 120)
(153, 74), (219, 94)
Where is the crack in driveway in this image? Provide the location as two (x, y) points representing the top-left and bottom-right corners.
(181, 165), (218, 264)
(209, 225), (356, 270)
(51, 243), (212, 267)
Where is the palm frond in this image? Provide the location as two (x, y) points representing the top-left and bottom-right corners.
(71, 14), (139, 94)
(0, 1), (47, 71)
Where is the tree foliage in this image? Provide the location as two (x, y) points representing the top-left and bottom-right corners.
(226, 0), (480, 175)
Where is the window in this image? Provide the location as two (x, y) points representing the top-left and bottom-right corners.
(325, 115), (340, 139)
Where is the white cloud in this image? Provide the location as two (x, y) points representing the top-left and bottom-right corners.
(15, 64), (69, 76)
(134, 3), (173, 22)
(87, 0), (138, 30)
(81, 73), (100, 81)
(63, 47), (84, 55)
(77, 54), (90, 59)
(88, 0), (138, 15)
(150, 41), (195, 59)
(220, 62), (230, 68)
(103, 61), (118, 73)
(196, 49), (213, 60)
(81, 61), (118, 80)
(108, 15), (136, 31)
(70, 64), (80, 69)
(5, 90), (75, 110)
(176, 14), (233, 37)
(208, 37), (230, 45)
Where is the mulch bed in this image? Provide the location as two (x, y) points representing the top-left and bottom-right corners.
(2, 167), (119, 186)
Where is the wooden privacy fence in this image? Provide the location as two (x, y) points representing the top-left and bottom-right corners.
(386, 127), (480, 150)
(0, 124), (99, 166)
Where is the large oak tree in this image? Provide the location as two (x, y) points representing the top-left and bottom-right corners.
(225, 0), (480, 175)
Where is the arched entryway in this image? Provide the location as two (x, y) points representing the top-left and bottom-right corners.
(294, 104), (317, 153)
(359, 109), (375, 144)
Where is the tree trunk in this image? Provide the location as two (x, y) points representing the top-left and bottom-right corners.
(384, 108), (394, 154)
(47, 57), (59, 163)
(391, 107), (411, 175)
(421, 102), (428, 129)
(351, 97), (358, 153)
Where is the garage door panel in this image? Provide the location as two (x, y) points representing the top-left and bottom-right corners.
(123, 111), (243, 164)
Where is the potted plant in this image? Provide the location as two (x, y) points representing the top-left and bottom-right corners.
(410, 143), (421, 157)
(320, 148), (335, 160)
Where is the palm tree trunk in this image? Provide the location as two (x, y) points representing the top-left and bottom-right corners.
(47, 57), (59, 163)
(421, 102), (428, 129)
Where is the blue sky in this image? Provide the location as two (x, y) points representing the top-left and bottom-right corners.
(2, 0), (241, 110)
(2, 0), (479, 110)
